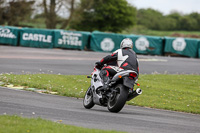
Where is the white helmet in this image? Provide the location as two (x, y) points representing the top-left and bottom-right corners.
(120, 38), (133, 49)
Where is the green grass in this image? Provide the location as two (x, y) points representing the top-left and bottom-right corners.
(134, 30), (200, 37)
(122, 26), (200, 38)
(0, 74), (90, 98)
(0, 74), (200, 114)
(0, 115), (122, 133)
(127, 74), (200, 114)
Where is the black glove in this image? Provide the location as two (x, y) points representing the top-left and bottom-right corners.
(95, 61), (102, 69)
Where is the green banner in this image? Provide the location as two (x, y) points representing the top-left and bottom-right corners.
(129, 35), (164, 55)
(164, 37), (199, 58)
(90, 31), (127, 52)
(54, 30), (90, 50)
(0, 26), (21, 46)
(19, 28), (54, 48)
(198, 43), (200, 58)
(199, 49), (200, 58)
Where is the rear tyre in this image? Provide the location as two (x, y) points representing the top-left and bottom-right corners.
(83, 86), (95, 109)
(107, 84), (128, 113)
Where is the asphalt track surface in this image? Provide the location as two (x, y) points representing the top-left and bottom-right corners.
(0, 45), (200, 133)
(0, 45), (200, 75)
(0, 87), (200, 133)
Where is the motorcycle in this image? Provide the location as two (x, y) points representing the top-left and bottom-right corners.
(83, 65), (142, 113)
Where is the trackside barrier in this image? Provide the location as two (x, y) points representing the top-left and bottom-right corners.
(128, 35), (164, 55)
(54, 30), (90, 50)
(0, 26), (21, 46)
(198, 43), (200, 58)
(90, 31), (127, 52)
(89, 31), (164, 55)
(19, 28), (54, 48)
(1, 25), (200, 59)
(164, 37), (200, 58)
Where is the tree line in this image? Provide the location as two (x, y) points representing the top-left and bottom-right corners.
(137, 8), (200, 31)
(0, 0), (200, 33)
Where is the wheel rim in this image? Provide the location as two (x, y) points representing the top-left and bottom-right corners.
(108, 88), (120, 108)
(84, 89), (92, 105)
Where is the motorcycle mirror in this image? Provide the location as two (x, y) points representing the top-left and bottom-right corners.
(87, 76), (92, 78)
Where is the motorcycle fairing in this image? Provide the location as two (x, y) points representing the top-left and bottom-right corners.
(111, 70), (138, 82)
(91, 68), (103, 89)
(91, 68), (103, 105)
(123, 77), (135, 89)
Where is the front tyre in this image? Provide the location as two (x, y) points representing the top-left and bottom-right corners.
(83, 86), (95, 109)
(107, 84), (128, 113)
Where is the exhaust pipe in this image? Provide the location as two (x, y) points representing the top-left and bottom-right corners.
(127, 88), (142, 101)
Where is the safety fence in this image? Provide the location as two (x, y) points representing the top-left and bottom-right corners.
(0, 25), (200, 58)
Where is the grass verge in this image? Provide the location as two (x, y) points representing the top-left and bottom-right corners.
(0, 115), (122, 133)
(0, 74), (200, 114)
(122, 28), (200, 38)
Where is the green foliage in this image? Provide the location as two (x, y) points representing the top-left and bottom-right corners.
(18, 13), (65, 29)
(182, 16), (199, 31)
(166, 12), (183, 30)
(71, 0), (137, 32)
(2, 0), (35, 26)
(137, 8), (200, 31)
(137, 8), (164, 30)
(2, 1), (200, 32)
(0, 115), (122, 133)
(161, 17), (177, 30)
(122, 27), (200, 38)
(0, 74), (200, 114)
(189, 12), (200, 30)
(0, 1), (5, 25)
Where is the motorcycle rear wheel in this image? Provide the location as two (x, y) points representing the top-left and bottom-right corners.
(83, 86), (95, 109)
(107, 84), (128, 113)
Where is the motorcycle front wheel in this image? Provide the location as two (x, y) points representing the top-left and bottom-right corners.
(107, 84), (128, 113)
(83, 86), (95, 109)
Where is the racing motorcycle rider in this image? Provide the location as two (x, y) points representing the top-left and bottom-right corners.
(95, 38), (139, 91)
